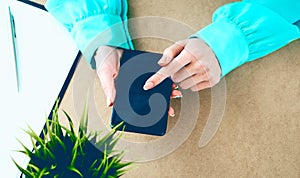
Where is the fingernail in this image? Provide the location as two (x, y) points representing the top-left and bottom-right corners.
(170, 113), (175, 117)
(143, 81), (154, 90)
(158, 55), (168, 65)
(172, 83), (179, 89)
(171, 90), (182, 98)
(106, 97), (113, 107)
(171, 95), (183, 99)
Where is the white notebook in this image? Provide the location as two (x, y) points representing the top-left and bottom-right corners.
(0, 0), (79, 177)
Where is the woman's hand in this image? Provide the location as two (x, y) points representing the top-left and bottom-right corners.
(95, 46), (122, 107)
(143, 38), (222, 91)
(95, 46), (181, 116)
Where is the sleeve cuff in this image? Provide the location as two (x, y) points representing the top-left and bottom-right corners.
(191, 2), (300, 77)
(191, 19), (249, 77)
(45, 0), (134, 69)
(71, 14), (133, 69)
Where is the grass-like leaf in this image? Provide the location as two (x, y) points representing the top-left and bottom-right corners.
(37, 167), (49, 178)
(16, 139), (34, 158)
(79, 103), (88, 135)
(68, 166), (83, 177)
(24, 126), (45, 147)
(62, 110), (75, 134)
(12, 159), (34, 178)
(27, 163), (40, 173)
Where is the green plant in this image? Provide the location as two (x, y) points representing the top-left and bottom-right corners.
(13, 102), (132, 178)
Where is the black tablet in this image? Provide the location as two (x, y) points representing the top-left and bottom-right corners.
(111, 49), (173, 136)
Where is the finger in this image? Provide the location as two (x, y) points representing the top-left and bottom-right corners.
(144, 49), (192, 90)
(168, 106), (175, 117)
(179, 73), (207, 90)
(171, 90), (182, 99)
(190, 81), (211, 91)
(172, 59), (208, 83)
(98, 66), (116, 107)
(158, 40), (187, 66)
(172, 83), (179, 90)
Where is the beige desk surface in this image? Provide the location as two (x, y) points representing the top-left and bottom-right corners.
(36, 0), (299, 177)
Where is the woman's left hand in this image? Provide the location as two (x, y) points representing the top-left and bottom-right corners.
(143, 38), (222, 92)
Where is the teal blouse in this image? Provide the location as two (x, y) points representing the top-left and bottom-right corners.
(45, 0), (300, 76)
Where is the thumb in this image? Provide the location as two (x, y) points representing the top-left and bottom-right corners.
(98, 67), (117, 107)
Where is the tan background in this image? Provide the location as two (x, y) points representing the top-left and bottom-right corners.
(35, 0), (299, 177)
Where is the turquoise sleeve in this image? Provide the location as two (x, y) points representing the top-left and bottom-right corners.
(45, 0), (134, 69)
(192, 1), (300, 77)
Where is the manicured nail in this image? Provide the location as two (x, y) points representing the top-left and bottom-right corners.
(143, 81), (154, 90)
(106, 97), (113, 107)
(158, 55), (168, 65)
(172, 83), (179, 89)
(171, 90), (182, 98)
(171, 95), (183, 99)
